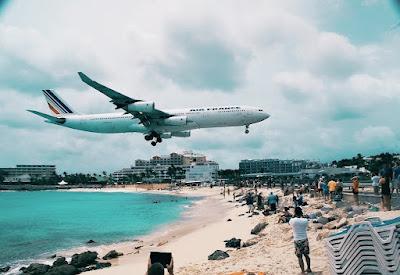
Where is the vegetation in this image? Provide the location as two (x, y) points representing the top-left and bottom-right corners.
(331, 152), (399, 174)
(218, 169), (240, 184)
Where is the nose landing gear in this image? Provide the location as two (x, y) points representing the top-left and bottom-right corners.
(245, 125), (249, 134)
(145, 132), (163, 146)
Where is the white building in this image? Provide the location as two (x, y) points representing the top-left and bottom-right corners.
(185, 161), (219, 183)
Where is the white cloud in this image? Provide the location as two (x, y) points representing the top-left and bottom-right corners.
(0, 0), (399, 172)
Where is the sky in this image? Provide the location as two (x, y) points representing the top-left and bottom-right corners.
(0, 0), (399, 173)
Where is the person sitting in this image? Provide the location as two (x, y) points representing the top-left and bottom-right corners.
(146, 256), (174, 275)
(278, 207), (292, 223)
(297, 192), (304, 206)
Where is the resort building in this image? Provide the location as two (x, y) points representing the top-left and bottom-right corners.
(112, 151), (218, 183)
(239, 159), (319, 175)
(0, 165), (57, 183)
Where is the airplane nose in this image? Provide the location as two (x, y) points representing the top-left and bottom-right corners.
(263, 112), (270, 120)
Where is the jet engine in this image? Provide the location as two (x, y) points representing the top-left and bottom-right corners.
(171, 131), (190, 137)
(160, 133), (172, 139)
(127, 101), (155, 113)
(162, 116), (187, 126)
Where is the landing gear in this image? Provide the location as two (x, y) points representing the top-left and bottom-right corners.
(145, 132), (163, 146)
(245, 125), (249, 134)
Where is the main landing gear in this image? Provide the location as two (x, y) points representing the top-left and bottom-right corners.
(245, 125), (249, 134)
(145, 132), (162, 146)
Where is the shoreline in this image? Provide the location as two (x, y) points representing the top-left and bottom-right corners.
(3, 187), (226, 274)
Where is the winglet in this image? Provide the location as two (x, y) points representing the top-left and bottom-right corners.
(78, 72), (91, 84)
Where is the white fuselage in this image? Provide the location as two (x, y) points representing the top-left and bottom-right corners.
(60, 106), (269, 134)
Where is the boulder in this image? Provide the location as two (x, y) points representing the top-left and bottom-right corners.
(346, 212), (354, 219)
(344, 206), (353, 213)
(48, 255), (57, 259)
(22, 263), (50, 274)
(316, 230), (330, 241)
(227, 219), (232, 222)
(45, 264), (78, 275)
(0, 266), (10, 273)
(52, 257), (68, 267)
(313, 223), (323, 230)
(86, 240), (96, 244)
(70, 251), (98, 268)
(320, 206), (333, 213)
(327, 215), (338, 222)
(335, 218), (348, 229)
(224, 238), (241, 248)
(316, 217), (329, 225)
(325, 221), (337, 230)
(251, 222), (268, 235)
(242, 237), (259, 247)
(208, 250), (229, 260)
(102, 250), (123, 260)
(95, 262), (111, 269)
(315, 211), (323, 217)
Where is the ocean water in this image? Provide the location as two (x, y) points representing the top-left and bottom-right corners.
(0, 191), (193, 268)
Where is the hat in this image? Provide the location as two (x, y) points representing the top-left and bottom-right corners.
(351, 176), (359, 180)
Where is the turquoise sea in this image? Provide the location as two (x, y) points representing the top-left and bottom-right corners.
(0, 191), (193, 269)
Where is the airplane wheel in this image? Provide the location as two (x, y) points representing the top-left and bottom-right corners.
(156, 137), (162, 143)
(245, 129), (249, 134)
(145, 135), (152, 141)
(151, 141), (157, 146)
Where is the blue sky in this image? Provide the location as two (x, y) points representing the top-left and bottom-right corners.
(0, 0), (399, 173)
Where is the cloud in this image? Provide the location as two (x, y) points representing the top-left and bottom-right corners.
(0, 0), (399, 173)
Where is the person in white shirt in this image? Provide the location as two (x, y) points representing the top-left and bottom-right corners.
(289, 207), (312, 274)
(371, 173), (380, 195)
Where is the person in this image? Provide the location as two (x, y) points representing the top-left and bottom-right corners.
(146, 256), (174, 275)
(380, 163), (393, 211)
(351, 176), (359, 205)
(246, 192), (254, 213)
(393, 162), (400, 194)
(267, 192), (279, 213)
(371, 173), (380, 195)
(321, 180), (329, 201)
(257, 192), (264, 210)
(328, 178), (337, 200)
(278, 207), (292, 223)
(297, 191), (304, 206)
(336, 179), (343, 200)
(289, 207), (312, 274)
(317, 177), (323, 197)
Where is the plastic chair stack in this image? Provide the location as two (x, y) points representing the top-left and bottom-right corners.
(325, 217), (400, 275)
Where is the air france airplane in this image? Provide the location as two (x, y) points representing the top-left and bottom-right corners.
(28, 72), (270, 146)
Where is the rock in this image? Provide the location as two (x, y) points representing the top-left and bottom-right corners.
(86, 240), (96, 244)
(96, 262), (111, 269)
(45, 264), (78, 275)
(317, 217), (329, 225)
(327, 215), (338, 222)
(315, 211), (323, 217)
(346, 212), (354, 219)
(157, 240), (168, 247)
(238, 214), (245, 216)
(224, 238), (241, 248)
(336, 218), (348, 229)
(325, 221), (337, 230)
(0, 266), (10, 273)
(22, 263), (50, 274)
(70, 251), (98, 268)
(48, 254), (57, 259)
(315, 204), (324, 209)
(242, 237), (259, 247)
(227, 219), (232, 222)
(53, 257), (68, 267)
(313, 223), (323, 230)
(208, 250), (229, 260)
(252, 211), (260, 215)
(316, 230), (331, 241)
(320, 206), (333, 213)
(251, 222), (268, 235)
(102, 250), (123, 260)
(344, 206), (353, 213)
(134, 245), (143, 250)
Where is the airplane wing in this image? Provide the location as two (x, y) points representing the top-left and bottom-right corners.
(78, 72), (171, 124)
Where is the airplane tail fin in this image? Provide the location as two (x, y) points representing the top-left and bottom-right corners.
(42, 89), (75, 115)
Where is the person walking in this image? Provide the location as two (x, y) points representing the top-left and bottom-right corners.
(380, 163), (393, 211)
(351, 176), (360, 205)
(371, 173), (380, 195)
(328, 178), (337, 201)
(393, 162), (400, 194)
(289, 207), (312, 274)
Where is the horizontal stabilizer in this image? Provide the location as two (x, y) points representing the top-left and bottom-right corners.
(27, 110), (65, 124)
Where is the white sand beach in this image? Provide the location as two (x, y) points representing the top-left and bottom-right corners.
(62, 186), (400, 275)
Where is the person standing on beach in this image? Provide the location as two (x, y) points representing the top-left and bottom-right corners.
(246, 192), (254, 213)
(351, 176), (359, 205)
(371, 173), (380, 195)
(380, 163), (393, 211)
(393, 162), (400, 194)
(289, 207), (312, 274)
(267, 191), (278, 213)
(328, 178), (337, 200)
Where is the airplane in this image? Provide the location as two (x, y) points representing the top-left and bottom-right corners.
(28, 72), (270, 146)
